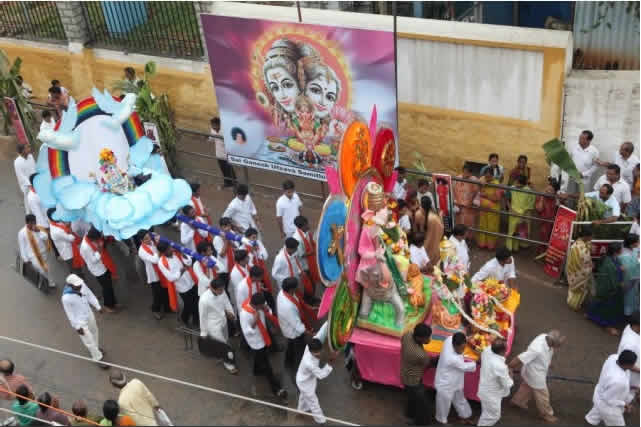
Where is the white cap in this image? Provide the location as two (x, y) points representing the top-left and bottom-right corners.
(66, 274), (84, 287)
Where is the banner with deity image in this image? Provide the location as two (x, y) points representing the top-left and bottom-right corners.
(201, 15), (398, 181)
(433, 173), (454, 233)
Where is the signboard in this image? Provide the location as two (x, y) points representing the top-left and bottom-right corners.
(201, 15), (398, 181)
(3, 97), (29, 145)
(543, 205), (577, 278)
(143, 122), (160, 147)
(433, 173), (454, 232)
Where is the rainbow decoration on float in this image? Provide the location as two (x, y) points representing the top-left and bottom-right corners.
(48, 96), (144, 178)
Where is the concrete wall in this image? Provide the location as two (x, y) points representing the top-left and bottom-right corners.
(0, 2), (574, 188)
(561, 70), (640, 170)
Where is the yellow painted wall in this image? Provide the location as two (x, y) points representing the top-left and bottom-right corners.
(1, 38), (566, 188)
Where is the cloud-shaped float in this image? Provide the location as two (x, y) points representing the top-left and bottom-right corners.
(34, 89), (191, 240)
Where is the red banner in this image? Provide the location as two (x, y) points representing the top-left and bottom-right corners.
(543, 205), (577, 278)
(433, 173), (454, 233)
(3, 97), (28, 145)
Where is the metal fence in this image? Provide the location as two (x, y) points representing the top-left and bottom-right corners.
(0, 2), (66, 42)
(81, 1), (204, 59)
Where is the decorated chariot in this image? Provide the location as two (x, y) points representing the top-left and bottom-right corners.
(314, 108), (520, 399)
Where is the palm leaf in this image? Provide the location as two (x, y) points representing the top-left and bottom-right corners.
(542, 138), (582, 182)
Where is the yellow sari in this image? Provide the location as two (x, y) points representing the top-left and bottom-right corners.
(477, 177), (503, 250)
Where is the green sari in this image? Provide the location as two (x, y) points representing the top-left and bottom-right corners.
(506, 185), (536, 252)
(587, 256), (624, 327)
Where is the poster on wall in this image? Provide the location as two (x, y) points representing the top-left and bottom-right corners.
(3, 97), (29, 146)
(143, 122), (160, 147)
(543, 205), (577, 279)
(201, 15), (398, 181)
(433, 173), (454, 232)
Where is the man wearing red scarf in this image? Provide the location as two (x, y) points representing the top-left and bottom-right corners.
(47, 208), (84, 276)
(293, 216), (321, 305)
(180, 205), (210, 252)
(79, 228), (118, 312)
(277, 277), (313, 372)
(240, 293), (287, 401)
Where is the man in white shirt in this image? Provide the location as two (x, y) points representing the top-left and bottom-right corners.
(18, 214), (56, 289)
(586, 184), (621, 224)
(194, 241), (218, 297)
(26, 175), (48, 231)
(272, 238), (302, 293)
(14, 144), (36, 214)
(570, 130), (599, 189)
(617, 314), (639, 391)
(276, 180), (302, 238)
(239, 292), (287, 401)
(585, 351), (637, 427)
(80, 228), (118, 312)
(223, 184), (260, 235)
(509, 330), (565, 423)
(39, 110), (55, 133)
(209, 116), (235, 188)
(277, 277), (309, 372)
(61, 274), (106, 366)
(449, 224), (470, 272)
(229, 249), (250, 310)
(434, 333), (477, 424)
(235, 265), (264, 314)
(213, 217), (235, 275)
(157, 242), (199, 328)
(393, 166), (408, 200)
(296, 339), (333, 424)
(179, 205), (209, 252)
(471, 248), (517, 288)
(409, 232), (430, 273)
(597, 142), (639, 187)
(137, 231), (169, 319)
(199, 277), (238, 374)
(48, 208), (83, 276)
(593, 164), (632, 210)
(478, 340), (513, 426)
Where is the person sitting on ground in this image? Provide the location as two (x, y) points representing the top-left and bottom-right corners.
(109, 371), (163, 426)
(36, 391), (71, 426)
(70, 400), (102, 426)
(0, 360), (32, 401)
(11, 384), (39, 426)
(100, 399), (135, 426)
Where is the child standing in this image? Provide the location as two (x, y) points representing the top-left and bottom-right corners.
(397, 200), (412, 234)
(409, 232), (431, 274)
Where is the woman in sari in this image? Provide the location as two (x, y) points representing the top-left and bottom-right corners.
(566, 226), (593, 311)
(535, 179), (559, 253)
(626, 164), (639, 218)
(587, 242), (625, 336)
(415, 196), (443, 270)
(506, 175), (536, 252)
(477, 167), (504, 250)
(507, 154), (531, 186)
(620, 234), (639, 318)
(453, 163), (479, 235)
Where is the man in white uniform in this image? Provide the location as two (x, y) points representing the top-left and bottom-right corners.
(157, 242), (198, 328)
(272, 238), (302, 293)
(277, 277), (309, 372)
(235, 265), (264, 313)
(14, 144), (36, 214)
(179, 205), (209, 252)
(593, 164), (632, 211)
(138, 231), (168, 319)
(585, 351), (637, 426)
(434, 332), (476, 424)
(471, 248), (516, 288)
(18, 214), (56, 289)
(296, 339), (333, 424)
(276, 180), (302, 238)
(61, 274), (106, 367)
(48, 208), (83, 276)
(229, 249), (250, 311)
(477, 339), (513, 426)
(509, 330), (565, 423)
(617, 313), (639, 391)
(193, 241), (218, 297)
(449, 224), (470, 272)
(199, 277), (238, 374)
(223, 184), (260, 235)
(26, 175), (48, 231)
(80, 228), (118, 312)
(570, 130), (600, 189)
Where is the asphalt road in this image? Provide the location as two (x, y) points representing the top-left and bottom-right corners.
(0, 141), (637, 426)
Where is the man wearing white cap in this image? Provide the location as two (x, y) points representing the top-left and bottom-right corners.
(61, 274), (107, 368)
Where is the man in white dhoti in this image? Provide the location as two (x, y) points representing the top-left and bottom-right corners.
(477, 339), (513, 426)
(617, 313), (639, 392)
(18, 214), (56, 288)
(14, 144), (36, 214)
(434, 332), (477, 424)
(585, 351), (637, 426)
(296, 339), (333, 424)
(61, 274), (106, 367)
(509, 330), (565, 423)
(199, 277), (238, 374)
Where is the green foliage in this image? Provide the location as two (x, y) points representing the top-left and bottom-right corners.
(542, 139), (582, 183)
(0, 48), (37, 150)
(112, 61), (178, 176)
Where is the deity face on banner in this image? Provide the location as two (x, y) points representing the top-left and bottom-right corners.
(305, 74), (338, 119)
(265, 66), (300, 113)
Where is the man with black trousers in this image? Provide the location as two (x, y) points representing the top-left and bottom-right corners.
(400, 324), (436, 425)
(80, 227), (119, 313)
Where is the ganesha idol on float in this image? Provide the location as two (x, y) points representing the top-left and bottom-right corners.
(32, 88), (191, 239)
(316, 107), (520, 374)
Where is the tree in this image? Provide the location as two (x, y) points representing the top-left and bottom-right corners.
(0, 48), (37, 149)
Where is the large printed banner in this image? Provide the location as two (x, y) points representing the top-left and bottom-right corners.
(201, 15), (398, 181)
(543, 205), (577, 279)
(433, 173), (454, 232)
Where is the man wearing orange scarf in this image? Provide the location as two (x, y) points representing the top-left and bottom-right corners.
(47, 208), (84, 276)
(18, 214), (57, 289)
(277, 277), (313, 372)
(179, 205), (209, 252)
(293, 216), (321, 305)
(240, 293), (287, 401)
(80, 228), (118, 312)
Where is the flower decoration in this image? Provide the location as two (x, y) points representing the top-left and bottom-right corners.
(99, 148), (116, 165)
